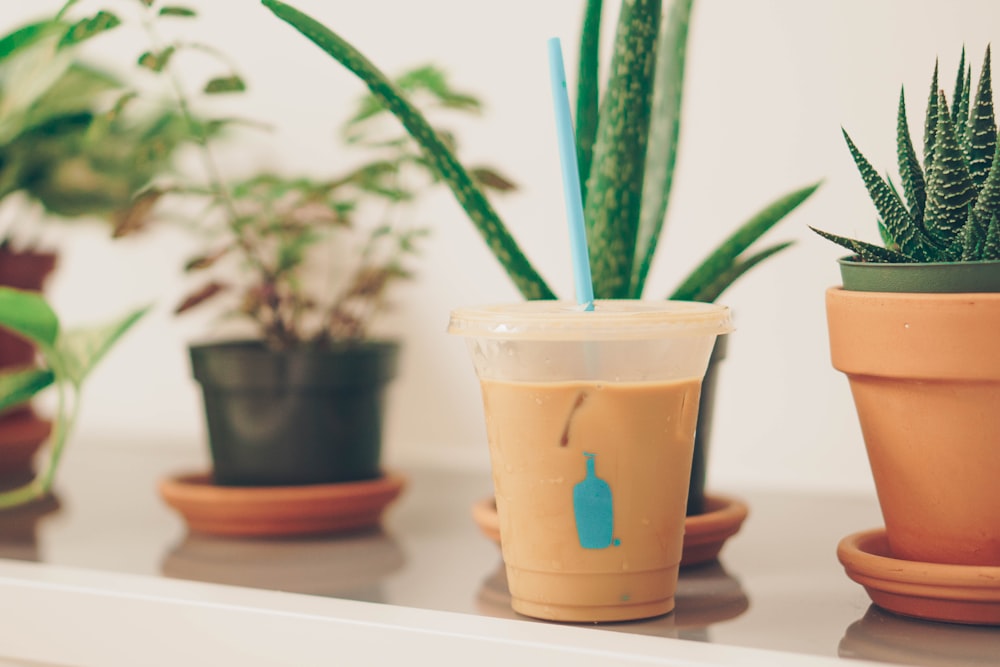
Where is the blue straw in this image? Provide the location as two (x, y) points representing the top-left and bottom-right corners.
(547, 37), (594, 311)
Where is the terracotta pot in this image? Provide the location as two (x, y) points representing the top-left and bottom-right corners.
(826, 287), (1000, 566)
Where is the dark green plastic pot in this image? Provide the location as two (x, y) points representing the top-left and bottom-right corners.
(839, 258), (1000, 293)
(190, 340), (399, 487)
(687, 334), (727, 516)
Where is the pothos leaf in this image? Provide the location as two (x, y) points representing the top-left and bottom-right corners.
(56, 307), (148, 386)
(0, 287), (59, 348)
(203, 75), (246, 94)
(0, 367), (55, 414)
(57, 11), (121, 49)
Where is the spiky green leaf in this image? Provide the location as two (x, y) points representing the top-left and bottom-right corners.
(951, 47), (968, 127)
(923, 91), (976, 251)
(0, 287), (59, 349)
(203, 75), (246, 94)
(960, 205), (985, 260)
(631, 0), (693, 298)
(55, 307), (147, 387)
(896, 87), (926, 225)
(263, 0), (554, 300)
(844, 129), (934, 260)
(957, 64), (972, 156)
(57, 11), (120, 49)
(0, 367), (54, 414)
(967, 46), (996, 189)
(924, 60), (940, 168)
(810, 227), (916, 263)
(670, 183), (820, 300)
(985, 213), (1000, 260)
(971, 142), (1000, 240)
(574, 0), (602, 202)
(583, 0), (661, 298)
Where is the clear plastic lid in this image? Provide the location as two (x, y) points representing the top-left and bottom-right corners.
(448, 300), (733, 340)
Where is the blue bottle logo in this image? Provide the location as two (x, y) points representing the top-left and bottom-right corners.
(573, 452), (619, 549)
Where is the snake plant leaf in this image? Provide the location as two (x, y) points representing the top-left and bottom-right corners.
(0, 367), (54, 414)
(0, 287), (59, 349)
(263, 0), (554, 300)
(844, 129), (934, 260)
(55, 306), (147, 387)
(671, 182), (820, 300)
(985, 212), (1000, 260)
(687, 241), (793, 304)
(583, 0), (661, 298)
(809, 227), (916, 263)
(896, 87), (926, 225)
(923, 91), (976, 251)
(57, 11), (121, 49)
(967, 46), (996, 189)
(631, 0), (693, 298)
(924, 60), (940, 169)
(574, 0), (602, 200)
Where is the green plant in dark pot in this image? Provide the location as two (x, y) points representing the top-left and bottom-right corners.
(262, 0), (820, 515)
(162, 53), (511, 486)
(819, 48), (1000, 618)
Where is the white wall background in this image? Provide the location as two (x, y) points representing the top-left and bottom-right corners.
(6, 0), (997, 494)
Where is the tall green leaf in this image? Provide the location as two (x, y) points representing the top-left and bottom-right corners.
(0, 367), (54, 414)
(967, 45), (996, 189)
(951, 47), (968, 127)
(0, 20), (58, 63)
(896, 87), (925, 226)
(810, 227), (916, 263)
(670, 182), (820, 300)
(574, 0), (602, 201)
(631, 0), (694, 298)
(56, 307), (147, 386)
(0, 287), (59, 349)
(689, 241), (793, 303)
(923, 91), (976, 251)
(985, 212), (1000, 260)
(583, 0), (661, 298)
(263, 0), (554, 300)
(924, 60), (940, 169)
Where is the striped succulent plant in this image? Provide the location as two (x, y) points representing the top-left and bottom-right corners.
(815, 47), (1000, 263)
(263, 0), (819, 302)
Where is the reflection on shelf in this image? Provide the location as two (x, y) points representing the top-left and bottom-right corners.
(0, 493), (61, 563)
(475, 558), (749, 640)
(840, 605), (1000, 666)
(161, 527), (406, 603)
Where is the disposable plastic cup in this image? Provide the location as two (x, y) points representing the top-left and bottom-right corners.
(448, 300), (733, 622)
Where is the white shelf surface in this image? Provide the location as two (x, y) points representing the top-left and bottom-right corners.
(0, 441), (996, 666)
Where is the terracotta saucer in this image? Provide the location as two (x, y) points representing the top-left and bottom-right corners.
(159, 472), (405, 538)
(838, 528), (1000, 625)
(471, 492), (748, 567)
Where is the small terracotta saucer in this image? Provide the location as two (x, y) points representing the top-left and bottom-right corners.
(471, 493), (748, 567)
(159, 472), (405, 538)
(838, 528), (1000, 625)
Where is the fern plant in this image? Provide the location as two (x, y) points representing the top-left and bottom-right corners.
(815, 46), (1000, 263)
(262, 0), (819, 304)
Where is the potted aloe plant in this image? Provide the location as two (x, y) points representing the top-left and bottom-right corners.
(815, 46), (1000, 591)
(0, 7), (194, 480)
(262, 0), (819, 522)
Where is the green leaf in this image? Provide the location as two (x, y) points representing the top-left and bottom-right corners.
(631, 0), (693, 298)
(0, 287), (59, 348)
(689, 241), (794, 303)
(844, 129), (936, 260)
(670, 182), (820, 300)
(262, 0), (554, 300)
(809, 227), (916, 263)
(924, 60), (940, 169)
(574, 0), (602, 201)
(138, 46), (176, 72)
(159, 6), (197, 17)
(923, 91), (976, 252)
(583, 0), (661, 298)
(960, 206), (985, 260)
(967, 46), (996, 190)
(0, 20), (58, 63)
(203, 75), (247, 94)
(0, 367), (55, 414)
(55, 307), (147, 386)
(951, 47), (968, 128)
(896, 87), (925, 226)
(985, 212), (1000, 260)
(57, 11), (121, 49)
